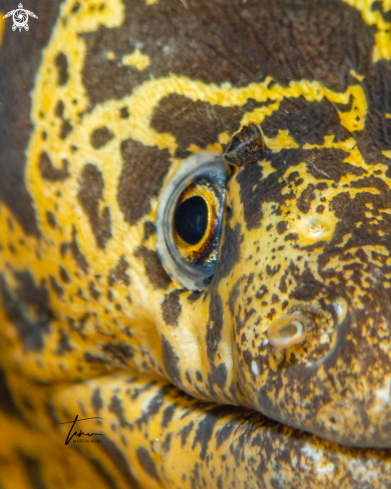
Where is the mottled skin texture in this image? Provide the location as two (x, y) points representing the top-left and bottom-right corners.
(2, 0), (391, 487)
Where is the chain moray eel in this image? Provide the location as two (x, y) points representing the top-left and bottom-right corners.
(2, 0), (391, 487)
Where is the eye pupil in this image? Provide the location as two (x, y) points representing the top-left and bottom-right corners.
(174, 196), (208, 245)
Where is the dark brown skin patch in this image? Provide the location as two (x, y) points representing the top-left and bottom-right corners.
(288, 264), (324, 302)
(304, 149), (365, 182)
(162, 404), (176, 428)
(143, 221), (156, 242)
(208, 363), (228, 390)
(20, 453), (48, 489)
(55, 52), (69, 86)
(118, 139), (171, 225)
(56, 328), (72, 355)
(206, 290), (229, 390)
(212, 223), (241, 283)
(120, 106), (129, 119)
(262, 96), (351, 146)
(101, 342), (134, 364)
(92, 388), (103, 415)
(46, 211), (57, 229)
(151, 94), (245, 156)
(356, 60), (391, 168)
(0, 0), (62, 236)
(161, 290), (182, 327)
(215, 421), (235, 449)
(54, 100), (74, 140)
(297, 183), (327, 214)
(59, 266), (70, 284)
(108, 256), (130, 287)
(77, 164), (112, 249)
(191, 405), (237, 460)
(206, 292), (224, 365)
(108, 395), (132, 428)
(0, 274), (51, 352)
(136, 447), (161, 484)
(161, 335), (181, 384)
(55, 100), (65, 118)
(84, 352), (107, 363)
(236, 162), (286, 230)
(100, 438), (142, 489)
(80, 0), (374, 109)
(38, 152), (70, 181)
(266, 264), (281, 277)
(91, 126), (114, 149)
(77, 455), (120, 489)
(49, 275), (64, 299)
(0, 364), (25, 419)
(187, 291), (203, 304)
(89, 281), (100, 300)
(134, 246), (171, 290)
(276, 221), (288, 234)
(61, 226), (89, 274)
(14, 271), (53, 322)
(180, 421), (194, 447)
(60, 119), (73, 140)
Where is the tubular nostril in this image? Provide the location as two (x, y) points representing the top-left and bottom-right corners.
(267, 313), (307, 349)
(332, 297), (348, 325)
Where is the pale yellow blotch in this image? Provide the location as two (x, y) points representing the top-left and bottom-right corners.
(382, 149), (391, 159)
(241, 99), (280, 126)
(373, 31), (391, 61)
(146, 0), (159, 4)
(264, 129), (299, 152)
(350, 69), (365, 82)
(106, 50), (116, 60)
(294, 214), (336, 243)
(218, 131), (230, 145)
(337, 84), (367, 132)
(0, 14), (5, 47)
(122, 48), (151, 70)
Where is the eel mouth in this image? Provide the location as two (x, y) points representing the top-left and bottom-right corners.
(246, 299), (391, 448)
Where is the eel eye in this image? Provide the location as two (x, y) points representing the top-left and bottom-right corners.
(157, 152), (227, 290)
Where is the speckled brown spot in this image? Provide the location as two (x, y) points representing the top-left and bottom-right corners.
(77, 164), (112, 249)
(134, 246), (171, 290)
(161, 290), (182, 327)
(91, 126), (114, 149)
(38, 152), (70, 181)
(55, 52), (69, 85)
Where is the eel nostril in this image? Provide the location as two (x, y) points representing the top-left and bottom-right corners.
(267, 313), (307, 349)
(332, 297), (348, 325)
